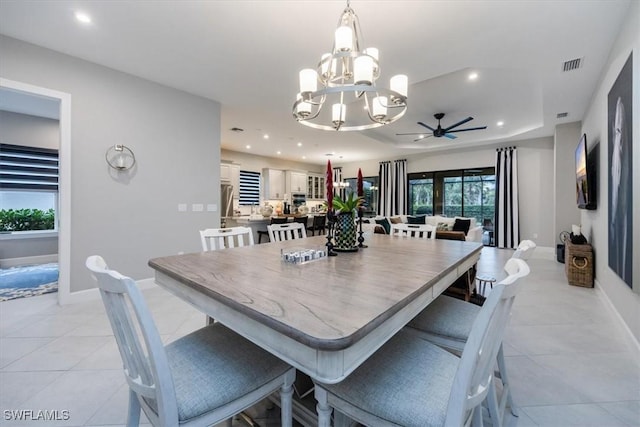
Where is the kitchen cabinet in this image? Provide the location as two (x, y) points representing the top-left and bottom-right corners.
(307, 173), (326, 200)
(286, 170), (307, 194)
(221, 163), (240, 200)
(263, 168), (285, 200)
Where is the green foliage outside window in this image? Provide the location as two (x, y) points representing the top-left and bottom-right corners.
(0, 208), (55, 232)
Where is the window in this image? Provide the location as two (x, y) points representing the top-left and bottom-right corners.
(0, 144), (59, 232)
(408, 167), (495, 223)
(344, 176), (379, 217)
(238, 170), (260, 206)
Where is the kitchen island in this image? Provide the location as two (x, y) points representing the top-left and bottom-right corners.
(228, 214), (321, 243)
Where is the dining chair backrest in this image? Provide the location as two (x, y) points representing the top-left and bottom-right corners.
(271, 217), (289, 225)
(512, 239), (537, 261)
(200, 227), (254, 251)
(502, 257), (531, 283)
(268, 222), (307, 242)
(293, 216), (308, 225)
(86, 255), (178, 425)
(445, 271), (524, 425)
(390, 223), (436, 240)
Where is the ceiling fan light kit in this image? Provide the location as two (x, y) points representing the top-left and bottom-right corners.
(293, 1), (408, 131)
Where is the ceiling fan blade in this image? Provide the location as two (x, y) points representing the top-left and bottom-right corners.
(444, 133), (457, 140)
(446, 126), (488, 133)
(444, 117), (473, 131)
(413, 135), (433, 142)
(417, 121), (436, 132)
(396, 132), (427, 136)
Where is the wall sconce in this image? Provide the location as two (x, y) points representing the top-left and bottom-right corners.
(105, 144), (135, 170)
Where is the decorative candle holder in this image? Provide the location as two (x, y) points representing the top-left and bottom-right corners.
(357, 208), (368, 248)
(325, 211), (337, 256)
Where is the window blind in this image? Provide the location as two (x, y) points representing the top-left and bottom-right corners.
(239, 170), (260, 206)
(0, 144), (59, 191)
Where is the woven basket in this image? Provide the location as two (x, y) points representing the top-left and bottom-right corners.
(565, 241), (594, 287)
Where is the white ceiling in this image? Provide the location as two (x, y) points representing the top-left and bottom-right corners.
(0, 0), (631, 164)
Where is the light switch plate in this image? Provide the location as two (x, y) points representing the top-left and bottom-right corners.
(207, 204), (217, 212)
(178, 203), (187, 212)
(192, 203), (204, 212)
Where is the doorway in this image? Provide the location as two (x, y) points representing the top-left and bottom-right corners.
(0, 78), (71, 304)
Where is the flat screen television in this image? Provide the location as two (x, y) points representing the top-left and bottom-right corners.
(575, 133), (596, 210)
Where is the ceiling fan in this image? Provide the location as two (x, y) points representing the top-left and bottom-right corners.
(396, 113), (487, 141)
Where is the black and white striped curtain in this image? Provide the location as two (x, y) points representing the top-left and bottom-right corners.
(378, 159), (407, 216)
(495, 147), (519, 249)
(333, 167), (344, 199)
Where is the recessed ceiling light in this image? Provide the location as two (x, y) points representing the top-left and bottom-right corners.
(468, 72), (478, 81)
(245, 145), (251, 149)
(496, 121), (504, 127)
(74, 11), (92, 24)
(263, 134), (269, 139)
(276, 151), (281, 155)
(302, 156), (307, 160)
(297, 142), (302, 147)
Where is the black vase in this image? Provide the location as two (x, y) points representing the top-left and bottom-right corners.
(334, 212), (357, 251)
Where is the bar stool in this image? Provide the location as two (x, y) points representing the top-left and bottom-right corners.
(476, 273), (497, 295)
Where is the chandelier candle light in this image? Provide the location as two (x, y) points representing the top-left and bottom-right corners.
(293, 1), (408, 131)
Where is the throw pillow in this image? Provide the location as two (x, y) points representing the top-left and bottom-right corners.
(453, 218), (471, 235)
(436, 222), (451, 231)
(389, 216), (403, 224)
(375, 218), (391, 234)
(407, 215), (426, 224)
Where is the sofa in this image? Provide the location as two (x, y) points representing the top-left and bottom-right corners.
(362, 214), (483, 243)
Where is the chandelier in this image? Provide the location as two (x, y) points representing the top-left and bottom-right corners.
(293, 1), (408, 131)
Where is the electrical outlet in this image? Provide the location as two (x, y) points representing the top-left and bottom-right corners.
(207, 204), (217, 212)
(532, 233), (538, 239)
(192, 204), (204, 212)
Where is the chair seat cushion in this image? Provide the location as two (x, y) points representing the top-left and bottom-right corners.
(407, 295), (480, 343)
(165, 324), (291, 423)
(320, 330), (459, 427)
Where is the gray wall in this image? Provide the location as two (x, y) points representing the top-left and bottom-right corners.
(0, 36), (222, 292)
(580, 0), (639, 341)
(337, 136), (556, 248)
(0, 110), (59, 149)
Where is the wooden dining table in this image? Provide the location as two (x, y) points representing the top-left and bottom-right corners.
(149, 234), (482, 386)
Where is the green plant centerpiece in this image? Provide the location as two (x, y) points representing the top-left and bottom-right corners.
(332, 193), (363, 252)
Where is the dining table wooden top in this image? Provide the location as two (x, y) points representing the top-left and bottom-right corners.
(148, 234), (482, 353)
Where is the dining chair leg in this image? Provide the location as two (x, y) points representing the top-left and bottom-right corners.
(315, 386), (332, 427)
(281, 369), (295, 427)
(486, 379), (502, 427)
(497, 344), (519, 417)
(126, 389), (141, 427)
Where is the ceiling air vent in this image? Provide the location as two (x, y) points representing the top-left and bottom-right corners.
(562, 57), (583, 72)
(230, 127), (244, 132)
(557, 112), (569, 119)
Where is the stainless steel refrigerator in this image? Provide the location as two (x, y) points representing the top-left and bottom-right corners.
(220, 183), (234, 221)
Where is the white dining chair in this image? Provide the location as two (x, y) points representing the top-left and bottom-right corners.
(314, 269), (526, 427)
(200, 227), (254, 251)
(512, 239), (537, 260)
(86, 255), (295, 427)
(390, 223), (436, 239)
(267, 222), (307, 242)
(405, 258), (531, 427)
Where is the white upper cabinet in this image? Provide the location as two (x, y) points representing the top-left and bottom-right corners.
(307, 173), (326, 200)
(263, 168), (285, 200)
(286, 170), (307, 194)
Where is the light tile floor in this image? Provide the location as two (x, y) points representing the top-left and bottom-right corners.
(1, 248), (638, 426)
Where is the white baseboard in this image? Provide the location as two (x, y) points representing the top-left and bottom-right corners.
(594, 278), (640, 354)
(61, 277), (158, 305)
(0, 254), (58, 268)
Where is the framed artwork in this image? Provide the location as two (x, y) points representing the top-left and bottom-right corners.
(607, 52), (633, 288)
